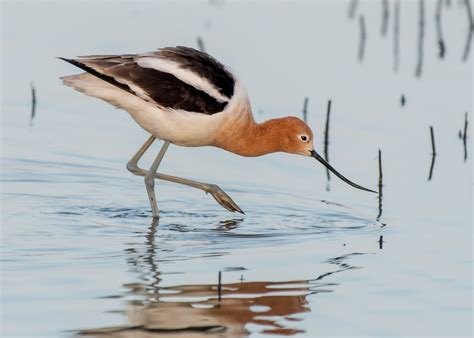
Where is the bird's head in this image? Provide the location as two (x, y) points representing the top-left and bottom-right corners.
(278, 116), (375, 193)
(276, 116), (315, 156)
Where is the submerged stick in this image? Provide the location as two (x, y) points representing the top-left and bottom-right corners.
(324, 100), (331, 181)
(415, 0), (425, 77)
(348, 0), (359, 20)
(381, 0), (389, 37)
(197, 37), (206, 53)
(358, 15), (367, 62)
(393, 0), (401, 72)
(378, 235), (384, 249)
(435, 0), (446, 59)
(462, 0), (473, 62)
(30, 82), (36, 124)
(302, 97), (309, 123)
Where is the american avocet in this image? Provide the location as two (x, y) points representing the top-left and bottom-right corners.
(60, 46), (374, 217)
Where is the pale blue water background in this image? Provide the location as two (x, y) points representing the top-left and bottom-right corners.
(1, 1), (472, 337)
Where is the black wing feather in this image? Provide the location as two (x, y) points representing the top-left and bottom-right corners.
(60, 47), (233, 115)
(158, 46), (235, 98)
(107, 63), (227, 114)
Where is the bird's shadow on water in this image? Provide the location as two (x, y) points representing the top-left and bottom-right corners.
(73, 217), (370, 337)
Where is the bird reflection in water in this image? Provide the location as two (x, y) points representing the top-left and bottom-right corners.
(77, 219), (361, 337)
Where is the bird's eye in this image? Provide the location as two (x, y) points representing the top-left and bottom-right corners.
(300, 135), (308, 142)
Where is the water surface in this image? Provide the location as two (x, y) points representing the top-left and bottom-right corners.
(1, 1), (472, 337)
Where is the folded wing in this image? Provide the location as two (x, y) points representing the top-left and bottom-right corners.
(60, 46), (235, 115)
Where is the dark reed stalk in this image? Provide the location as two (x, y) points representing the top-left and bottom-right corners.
(393, 0), (401, 72)
(377, 149), (383, 221)
(463, 113), (468, 141)
(463, 112), (468, 162)
(428, 154), (436, 181)
(197, 37), (206, 53)
(348, 0), (358, 20)
(428, 126), (437, 181)
(358, 15), (367, 62)
(462, 0), (473, 62)
(30, 82), (36, 125)
(378, 149), (383, 192)
(217, 271), (222, 302)
(324, 100), (331, 181)
(430, 126), (437, 155)
(378, 235), (384, 249)
(381, 0), (389, 37)
(415, 0), (425, 78)
(435, 0), (446, 59)
(377, 192), (383, 220)
(302, 97), (309, 123)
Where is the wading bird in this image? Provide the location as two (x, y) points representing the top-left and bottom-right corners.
(60, 46), (374, 218)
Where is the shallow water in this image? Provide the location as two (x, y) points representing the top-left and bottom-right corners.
(1, 1), (472, 337)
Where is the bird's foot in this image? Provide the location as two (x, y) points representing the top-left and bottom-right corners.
(206, 184), (244, 214)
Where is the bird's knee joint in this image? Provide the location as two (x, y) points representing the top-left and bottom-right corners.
(144, 174), (155, 187)
(126, 161), (138, 174)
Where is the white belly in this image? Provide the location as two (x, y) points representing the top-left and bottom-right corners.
(129, 104), (228, 146)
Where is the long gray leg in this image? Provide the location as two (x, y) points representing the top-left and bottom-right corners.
(126, 136), (244, 214)
(144, 141), (170, 218)
(127, 135), (156, 173)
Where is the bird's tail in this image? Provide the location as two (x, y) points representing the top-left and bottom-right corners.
(61, 73), (98, 94)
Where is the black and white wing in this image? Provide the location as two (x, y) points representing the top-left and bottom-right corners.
(60, 46), (235, 115)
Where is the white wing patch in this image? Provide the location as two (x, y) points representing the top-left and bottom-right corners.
(136, 57), (230, 103)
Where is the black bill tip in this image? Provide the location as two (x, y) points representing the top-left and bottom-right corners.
(311, 150), (376, 193)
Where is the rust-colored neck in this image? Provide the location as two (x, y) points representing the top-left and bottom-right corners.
(214, 116), (287, 157)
